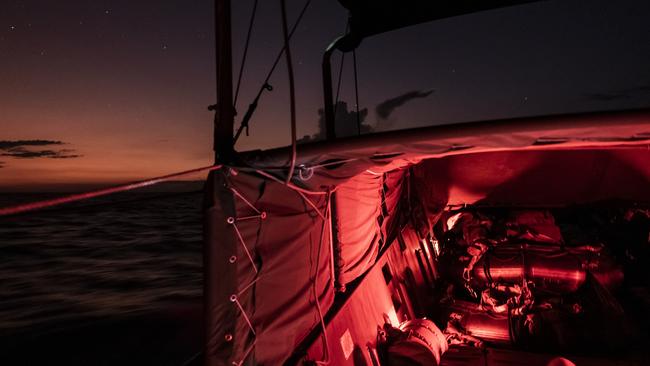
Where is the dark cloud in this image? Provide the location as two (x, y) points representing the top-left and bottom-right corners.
(376, 89), (434, 120)
(585, 83), (650, 102)
(299, 101), (373, 143)
(0, 140), (81, 163)
(0, 140), (64, 149)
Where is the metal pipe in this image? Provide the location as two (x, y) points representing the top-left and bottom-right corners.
(322, 32), (360, 141)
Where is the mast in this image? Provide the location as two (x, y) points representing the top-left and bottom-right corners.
(205, 2), (234, 366)
(213, 0), (235, 163)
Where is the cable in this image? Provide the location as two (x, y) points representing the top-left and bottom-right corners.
(263, 0), (311, 91)
(233, 0), (259, 108)
(233, 0), (312, 144)
(333, 20), (350, 119)
(333, 52), (345, 118)
(352, 48), (361, 135)
(280, 0), (297, 184)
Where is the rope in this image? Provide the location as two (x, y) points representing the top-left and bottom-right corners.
(308, 158), (359, 169)
(229, 217), (260, 274)
(3, 189), (203, 217)
(226, 184), (265, 366)
(233, 0), (259, 108)
(231, 187), (261, 214)
(238, 275), (263, 297)
(230, 294), (256, 336)
(234, 340), (257, 366)
(233, 0), (312, 144)
(0, 165), (222, 217)
(222, 173), (334, 364)
(296, 190), (327, 220)
(280, 0), (298, 184)
(254, 169), (328, 195)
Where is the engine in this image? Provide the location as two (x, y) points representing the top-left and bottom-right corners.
(434, 209), (628, 351)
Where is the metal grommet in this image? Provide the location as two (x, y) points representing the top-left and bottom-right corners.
(227, 217), (235, 224)
(229, 255), (237, 263)
(224, 334), (233, 342)
(230, 294), (237, 302)
(260, 212), (267, 219)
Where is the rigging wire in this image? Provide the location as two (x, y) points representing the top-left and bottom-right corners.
(333, 51), (345, 118)
(352, 48), (361, 135)
(280, 0), (297, 184)
(333, 20), (350, 119)
(233, 0), (259, 108)
(233, 0), (312, 145)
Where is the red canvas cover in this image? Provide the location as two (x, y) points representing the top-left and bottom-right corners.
(205, 109), (650, 364)
(334, 172), (383, 285)
(204, 170), (334, 365)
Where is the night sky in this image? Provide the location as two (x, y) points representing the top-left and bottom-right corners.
(1, 0), (649, 191)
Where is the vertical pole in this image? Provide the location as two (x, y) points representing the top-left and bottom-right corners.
(205, 1), (235, 366)
(214, 0), (235, 163)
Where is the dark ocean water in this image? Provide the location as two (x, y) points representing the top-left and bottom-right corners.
(0, 192), (204, 342)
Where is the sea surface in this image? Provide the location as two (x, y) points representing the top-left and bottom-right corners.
(0, 191), (204, 342)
